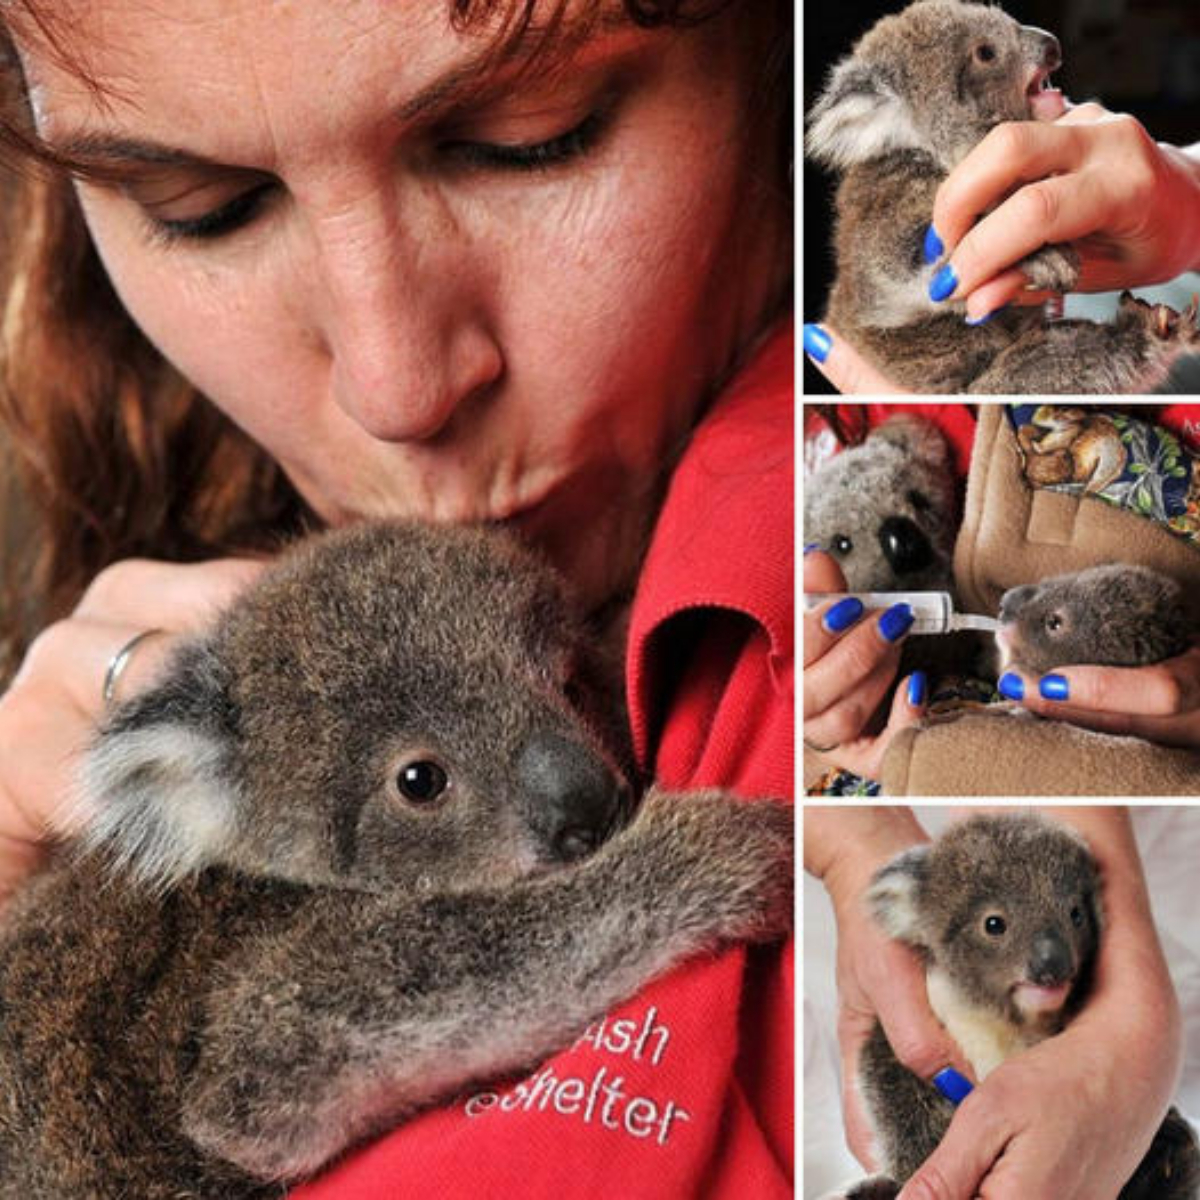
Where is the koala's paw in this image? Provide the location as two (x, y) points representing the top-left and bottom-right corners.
(1018, 243), (1080, 293)
(631, 789), (794, 945)
(1118, 290), (1200, 350)
(817, 1178), (901, 1200)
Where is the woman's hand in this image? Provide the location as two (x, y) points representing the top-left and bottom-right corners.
(803, 323), (911, 395)
(806, 807), (976, 1170)
(898, 807), (1181, 1200)
(803, 550), (926, 779)
(997, 642), (1200, 748)
(0, 557), (265, 903)
(931, 103), (1200, 322)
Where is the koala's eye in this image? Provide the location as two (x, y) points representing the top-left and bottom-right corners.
(1070, 905), (1085, 928)
(983, 914), (1007, 937)
(833, 534), (853, 555)
(1044, 612), (1064, 633)
(396, 760), (449, 804)
(974, 42), (997, 64)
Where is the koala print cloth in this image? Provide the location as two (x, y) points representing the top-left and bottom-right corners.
(1010, 405), (1200, 545)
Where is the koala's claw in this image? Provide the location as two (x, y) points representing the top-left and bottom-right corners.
(1019, 243), (1080, 293)
(1118, 290), (1200, 346)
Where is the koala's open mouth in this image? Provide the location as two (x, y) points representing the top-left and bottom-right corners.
(1025, 66), (1065, 122)
(1013, 979), (1072, 1014)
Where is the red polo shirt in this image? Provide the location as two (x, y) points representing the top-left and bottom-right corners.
(294, 320), (795, 1198)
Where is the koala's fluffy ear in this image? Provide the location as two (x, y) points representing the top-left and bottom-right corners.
(866, 844), (931, 945)
(77, 640), (242, 891)
(871, 417), (950, 470)
(806, 58), (922, 171)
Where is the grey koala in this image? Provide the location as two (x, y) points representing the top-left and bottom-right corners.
(831, 813), (1199, 1200)
(807, 0), (1200, 394)
(0, 522), (793, 1199)
(804, 416), (957, 591)
(997, 563), (1192, 675)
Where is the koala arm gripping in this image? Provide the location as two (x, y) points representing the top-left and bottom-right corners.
(180, 790), (794, 1183)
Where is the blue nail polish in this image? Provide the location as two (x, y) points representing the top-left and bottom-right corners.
(804, 542), (820, 555)
(907, 670), (928, 707)
(822, 597), (864, 634)
(1040, 673), (1069, 701)
(878, 602), (915, 643)
(929, 263), (958, 303)
(998, 672), (1025, 701)
(965, 304), (1009, 327)
(803, 323), (833, 364)
(922, 224), (944, 265)
(932, 1067), (974, 1105)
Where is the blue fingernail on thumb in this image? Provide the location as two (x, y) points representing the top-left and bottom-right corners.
(803, 323), (833, 364)
(932, 1067), (974, 1105)
(998, 672), (1025, 702)
(922, 224), (944, 265)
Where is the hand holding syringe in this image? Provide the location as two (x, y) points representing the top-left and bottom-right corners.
(803, 591), (1000, 635)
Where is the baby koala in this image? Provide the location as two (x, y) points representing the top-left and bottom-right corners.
(807, 0), (1200, 393)
(997, 563), (1192, 676)
(833, 813), (1199, 1200)
(0, 521), (793, 1199)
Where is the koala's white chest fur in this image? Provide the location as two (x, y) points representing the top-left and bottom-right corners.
(926, 968), (1041, 1080)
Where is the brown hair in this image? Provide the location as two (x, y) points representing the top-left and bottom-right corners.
(0, 0), (789, 680)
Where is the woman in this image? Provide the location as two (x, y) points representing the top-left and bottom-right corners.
(0, 2), (794, 1196)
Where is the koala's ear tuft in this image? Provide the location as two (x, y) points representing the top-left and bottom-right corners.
(871, 417), (950, 469)
(806, 58), (922, 170)
(76, 641), (242, 892)
(866, 844), (932, 944)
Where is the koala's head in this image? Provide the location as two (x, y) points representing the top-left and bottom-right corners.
(997, 563), (1191, 675)
(868, 814), (1101, 1031)
(807, 0), (1063, 174)
(804, 416), (957, 591)
(79, 522), (633, 895)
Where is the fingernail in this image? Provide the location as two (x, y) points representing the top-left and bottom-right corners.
(932, 1067), (974, 1105)
(1040, 673), (1069, 701)
(822, 596), (864, 634)
(922, 223), (944, 265)
(929, 263), (958, 303)
(878, 602), (915, 643)
(804, 542), (820, 555)
(803, 322), (833, 364)
(907, 670), (928, 707)
(965, 304), (1008, 326)
(998, 672), (1025, 701)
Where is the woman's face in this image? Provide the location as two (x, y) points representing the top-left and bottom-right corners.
(16, 2), (788, 605)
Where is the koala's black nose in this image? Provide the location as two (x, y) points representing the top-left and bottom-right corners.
(878, 517), (933, 577)
(1021, 24), (1061, 72)
(1028, 929), (1073, 986)
(517, 733), (624, 862)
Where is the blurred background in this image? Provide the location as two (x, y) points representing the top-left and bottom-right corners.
(802, 0), (1200, 394)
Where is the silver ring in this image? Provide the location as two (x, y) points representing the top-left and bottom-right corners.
(103, 629), (165, 706)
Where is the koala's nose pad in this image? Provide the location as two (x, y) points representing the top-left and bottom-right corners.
(1022, 24), (1061, 72)
(1028, 929), (1073, 986)
(517, 733), (624, 862)
(878, 517), (933, 577)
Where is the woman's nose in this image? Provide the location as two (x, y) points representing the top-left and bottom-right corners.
(307, 186), (503, 443)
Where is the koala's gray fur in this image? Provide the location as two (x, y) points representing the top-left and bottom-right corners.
(0, 522), (793, 1198)
(997, 563), (1192, 675)
(833, 813), (1199, 1200)
(803, 416), (957, 591)
(807, 0), (1200, 394)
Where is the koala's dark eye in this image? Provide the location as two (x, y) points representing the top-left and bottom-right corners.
(974, 42), (996, 64)
(983, 914), (1007, 937)
(1044, 611), (1064, 633)
(907, 489), (931, 512)
(1070, 905), (1084, 928)
(396, 760), (449, 804)
(833, 534), (853, 555)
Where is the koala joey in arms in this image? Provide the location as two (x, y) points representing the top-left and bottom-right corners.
(997, 563), (1192, 676)
(0, 522), (793, 1199)
(832, 814), (1199, 1200)
(807, 0), (1200, 393)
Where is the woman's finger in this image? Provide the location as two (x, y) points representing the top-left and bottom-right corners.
(804, 650), (900, 750)
(802, 323), (910, 395)
(825, 670), (928, 780)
